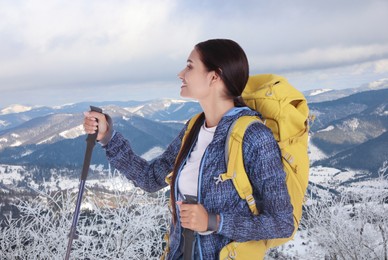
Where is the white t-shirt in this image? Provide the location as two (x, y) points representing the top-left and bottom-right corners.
(178, 123), (216, 198)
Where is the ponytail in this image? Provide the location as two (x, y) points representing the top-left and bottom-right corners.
(170, 113), (205, 224)
(233, 96), (247, 107)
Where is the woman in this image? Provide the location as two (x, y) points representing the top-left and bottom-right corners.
(83, 39), (294, 259)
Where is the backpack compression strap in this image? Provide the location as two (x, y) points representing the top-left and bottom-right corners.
(216, 116), (262, 216)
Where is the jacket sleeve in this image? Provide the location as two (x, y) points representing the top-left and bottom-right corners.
(103, 122), (187, 193)
(217, 122), (294, 241)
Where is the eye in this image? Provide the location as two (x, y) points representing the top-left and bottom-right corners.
(186, 62), (193, 70)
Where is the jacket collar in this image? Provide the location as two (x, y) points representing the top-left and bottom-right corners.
(209, 106), (259, 146)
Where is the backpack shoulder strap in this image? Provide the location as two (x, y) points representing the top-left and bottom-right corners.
(216, 115), (262, 215)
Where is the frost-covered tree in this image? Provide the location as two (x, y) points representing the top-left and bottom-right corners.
(303, 191), (388, 260)
(0, 179), (170, 259)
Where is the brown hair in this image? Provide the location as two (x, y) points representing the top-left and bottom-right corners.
(195, 39), (249, 106)
(170, 39), (249, 223)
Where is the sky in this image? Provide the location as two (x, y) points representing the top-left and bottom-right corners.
(1, 0), (388, 108)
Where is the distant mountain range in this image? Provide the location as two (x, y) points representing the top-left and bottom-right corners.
(0, 82), (387, 180)
(308, 88), (388, 174)
(303, 78), (388, 103)
(0, 100), (202, 168)
(0, 100), (201, 132)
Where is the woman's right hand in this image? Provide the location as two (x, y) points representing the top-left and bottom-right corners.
(83, 111), (109, 141)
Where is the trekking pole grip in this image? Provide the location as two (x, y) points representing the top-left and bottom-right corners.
(80, 106), (102, 181)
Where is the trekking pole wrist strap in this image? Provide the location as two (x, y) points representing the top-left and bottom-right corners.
(207, 213), (218, 232)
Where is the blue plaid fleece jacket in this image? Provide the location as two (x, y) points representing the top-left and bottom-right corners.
(103, 107), (294, 259)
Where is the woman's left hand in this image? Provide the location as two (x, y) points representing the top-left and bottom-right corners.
(177, 202), (208, 232)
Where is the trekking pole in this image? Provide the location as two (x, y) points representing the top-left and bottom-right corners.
(65, 106), (102, 260)
(182, 195), (197, 260)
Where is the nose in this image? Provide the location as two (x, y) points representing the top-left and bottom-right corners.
(178, 68), (185, 79)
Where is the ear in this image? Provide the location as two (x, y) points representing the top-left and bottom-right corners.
(209, 71), (220, 85)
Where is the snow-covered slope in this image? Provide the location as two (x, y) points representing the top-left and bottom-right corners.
(0, 104), (34, 115)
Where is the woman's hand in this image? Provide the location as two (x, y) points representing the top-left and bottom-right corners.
(177, 201), (209, 232)
(83, 111), (109, 141)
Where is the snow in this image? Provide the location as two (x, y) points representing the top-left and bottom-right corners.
(124, 105), (144, 113)
(52, 103), (75, 109)
(56, 177), (79, 190)
(10, 141), (22, 147)
(309, 166), (371, 186)
(309, 166), (342, 185)
(378, 161), (388, 177)
(141, 146), (165, 161)
(59, 124), (84, 139)
(11, 133), (20, 138)
(89, 164), (105, 172)
(158, 99), (186, 109)
(172, 103), (185, 113)
(308, 166), (388, 199)
(21, 150), (33, 157)
(1, 160), (387, 259)
(88, 175), (135, 192)
(372, 104), (388, 116)
(0, 120), (9, 126)
(309, 88), (333, 96)
(0, 165), (24, 185)
(339, 118), (359, 132)
(317, 125), (334, 132)
(37, 135), (56, 145)
(81, 201), (95, 211)
(308, 136), (327, 162)
(0, 104), (32, 115)
(168, 99), (187, 103)
(0, 137), (8, 143)
(0, 164), (137, 193)
(270, 230), (325, 259)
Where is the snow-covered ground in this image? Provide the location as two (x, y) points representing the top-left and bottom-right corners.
(1, 140), (386, 260)
(0, 165), (25, 185)
(266, 230), (326, 259)
(0, 164), (136, 194)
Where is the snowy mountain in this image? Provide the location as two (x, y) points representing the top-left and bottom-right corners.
(318, 131), (388, 176)
(304, 78), (388, 103)
(0, 104), (34, 115)
(126, 99), (201, 121)
(303, 88), (334, 98)
(308, 88), (388, 132)
(309, 89), (387, 174)
(0, 99), (201, 152)
(0, 89), (386, 180)
(0, 115), (184, 168)
(0, 113), (83, 151)
(0, 99), (201, 132)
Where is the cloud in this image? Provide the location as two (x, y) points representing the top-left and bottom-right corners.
(248, 44), (388, 73)
(0, 0), (199, 86)
(374, 59), (388, 74)
(0, 0), (388, 106)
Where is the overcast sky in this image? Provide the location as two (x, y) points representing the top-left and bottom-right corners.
(1, 0), (388, 108)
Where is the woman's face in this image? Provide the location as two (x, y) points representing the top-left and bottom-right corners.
(178, 48), (214, 100)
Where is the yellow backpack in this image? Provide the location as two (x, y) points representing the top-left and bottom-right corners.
(184, 74), (310, 259)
